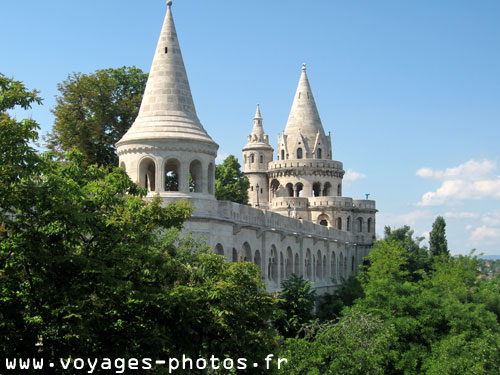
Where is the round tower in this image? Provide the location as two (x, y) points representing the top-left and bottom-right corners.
(242, 105), (273, 209)
(116, 2), (219, 202)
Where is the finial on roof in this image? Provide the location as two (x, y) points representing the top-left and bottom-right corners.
(302, 63), (306, 71)
(167, 0), (172, 7)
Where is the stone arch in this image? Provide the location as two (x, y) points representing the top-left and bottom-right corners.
(367, 218), (373, 233)
(323, 255), (327, 281)
(243, 242), (252, 262)
(317, 213), (329, 227)
(331, 252), (336, 281)
(305, 248), (312, 280)
(286, 183), (294, 197)
(322, 182), (332, 196)
(357, 217), (363, 232)
(207, 163), (214, 194)
(312, 182), (321, 197)
(269, 245), (278, 281)
(119, 161), (126, 170)
(316, 250), (322, 280)
(297, 147), (303, 159)
(232, 248), (238, 262)
(164, 158), (180, 191)
(347, 216), (351, 231)
(189, 159), (203, 193)
(344, 255), (348, 277)
(317, 148), (322, 159)
(337, 217), (342, 230)
(270, 179), (280, 198)
(286, 247), (293, 278)
(337, 183), (342, 196)
(339, 252), (344, 279)
(294, 182), (304, 197)
(215, 243), (224, 256)
(294, 253), (300, 276)
(254, 250), (261, 270)
(138, 157), (156, 192)
(280, 251), (284, 283)
(351, 255), (355, 273)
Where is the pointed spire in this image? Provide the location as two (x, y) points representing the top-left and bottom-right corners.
(243, 104), (272, 151)
(117, 1), (216, 146)
(284, 63), (326, 139)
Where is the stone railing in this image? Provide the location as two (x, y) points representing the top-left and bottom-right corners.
(268, 159), (343, 171)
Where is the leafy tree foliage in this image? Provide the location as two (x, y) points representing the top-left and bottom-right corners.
(46, 66), (147, 167)
(1, 76), (278, 374)
(429, 216), (449, 257)
(215, 155), (250, 204)
(275, 274), (316, 338)
(316, 276), (364, 321)
(280, 310), (395, 375)
(383, 225), (431, 280)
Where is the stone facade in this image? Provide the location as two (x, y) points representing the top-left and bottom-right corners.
(116, 2), (376, 294)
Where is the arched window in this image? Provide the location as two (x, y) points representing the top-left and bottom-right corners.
(281, 150), (285, 160)
(286, 247), (293, 278)
(347, 216), (351, 231)
(243, 242), (252, 262)
(165, 158), (180, 191)
(270, 179), (280, 198)
(215, 243), (224, 256)
(208, 163), (214, 194)
(316, 250), (322, 280)
(337, 217), (342, 230)
(352, 255), (355, 273)
(280, 252), (284, 282)
(323, 255), (327, 281)
(286, 183), (294, 197)
(367, 218), (372, 233)
(322, 182), (331, 196)
(317, 148), (322, 159)
(313, 182), (321, 197)
(260, 155), (264, 163)
(189, 160), (202, 193)
(337, 183), (342, 196)
(254, 250), (261, 270)
(331, 252), (336, 281)
(318, 213), (329, 227)
(305, 249), (312, 279)
(294, 253), (300, 276)
(232, 248), (238, 262)
(270, 245), (278, 281)
(339, 252), (344, 278)
(119, 161), (126, 170)
(357, 217), (363, 233)
(139, 157), (156, 192)
(297, 148), (303, 159)
(250, 154), (254, 163)
(295, 183), (303, 197)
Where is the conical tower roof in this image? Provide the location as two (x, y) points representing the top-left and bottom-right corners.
(117, 1), (216, 146)
(243, 104), (273, 151)
(284, 64), (326, 139)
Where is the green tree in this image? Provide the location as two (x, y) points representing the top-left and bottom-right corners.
(275, 274), (316, 338)
(46, 66), (147, 167)
(316, 276), (364, 321)
(1, 76), (278, 374)
(429, 216), (449, 257)
(215, 155), (250, 204)
(280, 310), (395, 375)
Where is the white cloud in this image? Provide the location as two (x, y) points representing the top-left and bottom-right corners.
(443, 211), (479, 219)
(378, 210), (432, 229)
(482, 211), (500, 227)
(416, 159), (497, 181)
(416, 159), (500, 206)
(344, 169), (367, 182)
(470, 226), (500, 241)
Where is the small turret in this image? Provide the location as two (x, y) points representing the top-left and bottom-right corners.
(243, 105), (273, 208)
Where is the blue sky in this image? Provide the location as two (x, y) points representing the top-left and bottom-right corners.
(3, 0), (500, 255)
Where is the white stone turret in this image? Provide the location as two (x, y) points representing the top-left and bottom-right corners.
(243, 105), (273, 209)
(116, 1), (218, 200)
(278, 64), (332, 161)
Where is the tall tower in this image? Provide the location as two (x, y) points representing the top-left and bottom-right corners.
(116, 1), (218, 202)
(243, 105), (273, 209)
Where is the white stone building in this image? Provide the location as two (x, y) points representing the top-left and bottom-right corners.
(116, 2), (376, 294)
